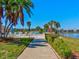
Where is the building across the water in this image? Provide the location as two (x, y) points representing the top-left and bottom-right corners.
(60, 29), (79, 33)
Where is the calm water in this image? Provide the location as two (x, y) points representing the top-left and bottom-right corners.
(63, 33), (79, 38)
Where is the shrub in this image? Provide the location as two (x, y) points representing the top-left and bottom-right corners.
(20, 38), (33, 45)
(45, 34), (72, 59)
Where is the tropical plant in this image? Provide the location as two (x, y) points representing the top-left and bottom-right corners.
(48, 20), (60, 33)
(45, 35), (72, 59)
(0, 0), (34, 38)
(35, 26), (41, 31)
(44, 24), (49, 32)
(27, 21), (31, 32)
(48, 20), (60, 29)
(39, 28), (44, 34)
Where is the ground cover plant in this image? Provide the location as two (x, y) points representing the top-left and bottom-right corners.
(0, 38), (33, 59)
(45, 34), (72, 59)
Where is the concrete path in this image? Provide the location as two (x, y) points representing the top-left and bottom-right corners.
(17, 34), (59, 59)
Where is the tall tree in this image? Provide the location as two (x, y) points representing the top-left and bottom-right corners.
(27, 21), (31, 32)
(48, 20), (60, 29)
(0, 0), (34, 38)
(48, 20), (61, 33)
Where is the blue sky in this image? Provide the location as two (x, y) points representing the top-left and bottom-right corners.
(15, 0), (79, 29)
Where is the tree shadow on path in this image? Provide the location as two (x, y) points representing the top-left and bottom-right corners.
(28, 39), (48, 48)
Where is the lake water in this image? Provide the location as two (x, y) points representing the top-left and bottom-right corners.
(63, 33), (79, 38)
(31, 32), (40, 35)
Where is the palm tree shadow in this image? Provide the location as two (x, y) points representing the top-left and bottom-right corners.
(28, 39), (47, 48)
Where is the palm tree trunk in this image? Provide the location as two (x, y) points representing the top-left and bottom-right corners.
(5, 23), (13, 37)
(4, 22), (13, 38)
(29, 26), (30, 31)
(0, 19), (2, 38)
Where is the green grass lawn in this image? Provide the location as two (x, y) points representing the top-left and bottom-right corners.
(63, 37), (79, 52)
(0, 38), (33, 59)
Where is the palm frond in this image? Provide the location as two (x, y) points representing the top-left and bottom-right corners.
(0, 0), (33, 26)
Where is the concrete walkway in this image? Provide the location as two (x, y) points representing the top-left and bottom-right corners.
(17, 35), (59, 59)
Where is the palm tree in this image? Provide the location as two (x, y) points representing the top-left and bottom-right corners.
(0, 0), (34, 37)
(48, 20), (56, 28)
(48, 20), (60, 29)
(55, 22), (61, 29)
(27, 21), (31, 32)
(48, 20), (61, 34)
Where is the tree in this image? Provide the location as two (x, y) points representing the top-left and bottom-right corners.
(44, 24), (49, 32)
(35, 26), (44, 33)
(0, 0), (34, 38)
(48, 20), (61, 33)
(35, 26), (41, 31)
(48, 20), (60, 29)
(27, 21), (31, 32)
(48, 20), (56, 29)
(39, 29), (44, 34)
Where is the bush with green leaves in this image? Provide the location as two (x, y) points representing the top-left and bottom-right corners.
(45, 34), (72, 59)
(39, 29), (44, 34)
(20, 38), (33, 45)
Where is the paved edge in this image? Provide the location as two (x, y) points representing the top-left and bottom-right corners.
(17, 39), (33, 59)
(48, 44), (61, 59)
